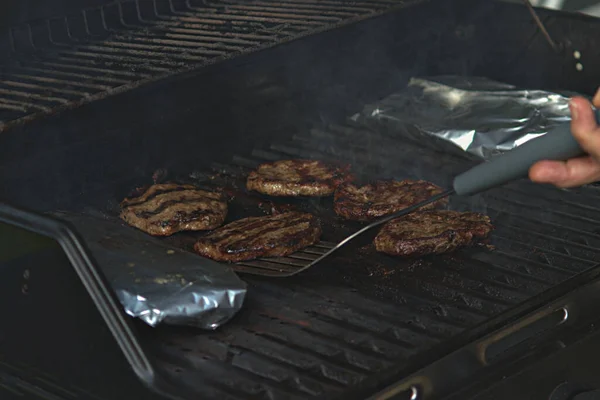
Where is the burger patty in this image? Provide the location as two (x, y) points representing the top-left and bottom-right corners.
(334, 180), (447, 221)
(374, 210), (493, 257)
(120, 183), (227, 236)
(194, 212), (322, 262)
(247, 159), (353, 197)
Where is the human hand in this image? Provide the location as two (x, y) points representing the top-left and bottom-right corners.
(529, 88), (600, 188)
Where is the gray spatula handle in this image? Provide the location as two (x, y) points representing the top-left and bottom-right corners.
(453, 109), (600, 196)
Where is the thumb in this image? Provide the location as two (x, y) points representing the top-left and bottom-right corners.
(593, 87), (600, 108)
(570, 97), (600, 159)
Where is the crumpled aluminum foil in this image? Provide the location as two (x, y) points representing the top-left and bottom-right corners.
(53, 211), (247, 330)
(352, 76), (584, 160)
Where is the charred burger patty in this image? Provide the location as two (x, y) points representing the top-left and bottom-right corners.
(194, 212), (322, 262)
(247, 159), (353, 197)
(374, 210), (493, 257)
(334, 180), (447, 221)
(120, 183), (227, 236)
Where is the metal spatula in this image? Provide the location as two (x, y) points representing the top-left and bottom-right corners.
(233, 110), (599, 277)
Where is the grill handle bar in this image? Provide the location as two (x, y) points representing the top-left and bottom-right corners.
(453, 109), (600, 196)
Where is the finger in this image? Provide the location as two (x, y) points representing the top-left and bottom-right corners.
(593, 87), (600, 108)
(569, 97), (600, 158)
(529, 157), (600, 188)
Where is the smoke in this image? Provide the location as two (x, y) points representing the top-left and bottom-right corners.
(448, 193), (489, 215)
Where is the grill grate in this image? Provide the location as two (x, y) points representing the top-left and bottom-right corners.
(140, 120), (600, 399)
(235, 241), (338, 276)
(0, 0), (402, 132)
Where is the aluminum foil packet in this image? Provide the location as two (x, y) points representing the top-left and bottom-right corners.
(53, 211), (247, 330)
(352, 76), (584, 160)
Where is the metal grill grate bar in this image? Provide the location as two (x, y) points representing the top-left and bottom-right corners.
(48, 53), (172, 73)
(259, 307), (437, 353)
(16, 65), (132, 85)
(53, 43), (212, 62)
(486, 249), (573, 279)
(180, 6), (344, 22)
(0, 97), (51, 111)
(489, 191), (600, 226)
(40, 48), (177, 70)
(228, 0), (376, 13)
(0, 101), (32, 112)
(251, 281), (471, 334)
(505, 184), (600, 207)
(102, 38), (233, 54)
(199, 0), (398, 9)
(36, 61), (153, 78)
(240, 241), (522, 308)
(166, 14), (323, 27)
(222, 4), (361, 17)
(122, 30), (262, 46)
(0, 80), (91, 97)
(0, 88), (69, 104)
(147, 24), (280, 40)
(6, 73), (111, 91)
(249, 314), (409, 360)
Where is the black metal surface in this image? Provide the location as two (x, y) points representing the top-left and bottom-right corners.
(1, 0), (599, 136)
(449, 285), (600, 400)
(0, 209), (178, 400)
(119, 118), (600, 400)
(374, 266), (600, 400)
(0, 0), (599, 399)
(0, 0), (404, 133)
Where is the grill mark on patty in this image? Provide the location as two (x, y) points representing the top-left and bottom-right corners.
(126, 192), (224, 218)
(334, 180), (447, 221)
(374, 210), (493, 257)
(225, 225), (310, 255)
(201, 214), (310, 247)
(137, 205), (216, 223)
(194, 212), (321, 262)
(214, 216), (311, 252)
(121, 183), (198, 207)
(246, 159), (353, 197)
(120, 183), (227, 236)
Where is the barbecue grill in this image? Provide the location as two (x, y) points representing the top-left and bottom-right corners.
(2, 0), (600, 399)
